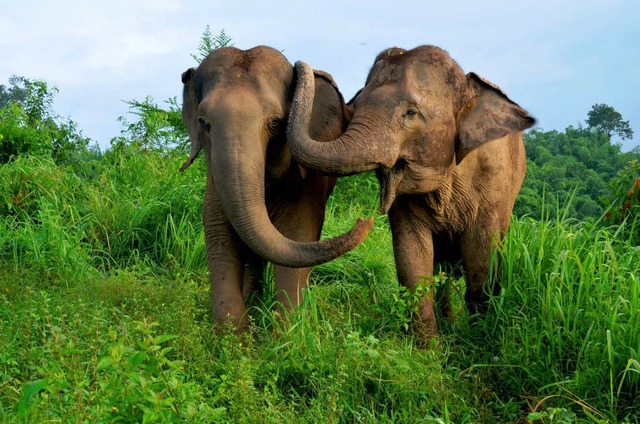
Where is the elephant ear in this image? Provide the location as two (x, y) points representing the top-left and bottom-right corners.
(179, 67), (203, 172)
(455, 72), (535, 164)
(346, 88), (363, 108)
(311, 69), (353, 131)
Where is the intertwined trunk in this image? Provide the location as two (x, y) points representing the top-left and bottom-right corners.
(287, 61), (397, 175)
(208, 121), (372, 268)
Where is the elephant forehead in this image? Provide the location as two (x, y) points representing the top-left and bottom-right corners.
(197, 92), (284, 127)
(200, 46), (291, 76)
(406, 62), (455, 92)
(370, 61), (405, 85)
(195, 73), (292, 116)
(370, 60), (452, 93)
(196, 50), (293, 100)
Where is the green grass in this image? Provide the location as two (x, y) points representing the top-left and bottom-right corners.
(1, 153), (639, 422)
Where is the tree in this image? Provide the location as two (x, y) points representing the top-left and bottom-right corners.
(190, 25), (233, 64)
(603, 160), (640, 245)
(110, 97), (187, 153)
(586, 103), (634, 141)
(517, 126), (640, 220)
(0, 75), (29, 109)
(0, 76), (92, 165)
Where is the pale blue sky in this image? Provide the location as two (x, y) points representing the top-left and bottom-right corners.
(1, 0), (638, 151)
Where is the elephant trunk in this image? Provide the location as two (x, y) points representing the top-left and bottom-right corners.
(287, 61), (397, 175)
(209, 122), (372, 268)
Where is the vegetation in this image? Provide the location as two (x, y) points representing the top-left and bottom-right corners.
(190, 24), (233, 64)
(586, 103), (634, 141)
(0, 76), (96, 168)
(1, 28), (639, 422)
(516, 126), (640, 220)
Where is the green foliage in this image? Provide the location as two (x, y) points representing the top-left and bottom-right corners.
(110, 97), (188, 153)
(190, 25), (233, 64)
(3, 155), (640, 421)
(0, 75), (29, 108)
(528, 407), (578, 423)
(0, 156), (97, 280)
(95, 320), (224, 422)
(489, 215), (640, 421)
(0, 76), (94, 168)
(0, 148), (206, 280)
(587, 103), (634, 141)
(602, 159), (640, 244)
(0, 103), (49, 161)
(515, 126), (640, 219)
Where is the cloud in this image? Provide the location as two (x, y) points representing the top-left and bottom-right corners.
(1, 1), (187, 84)
(1, 0), (638, 151)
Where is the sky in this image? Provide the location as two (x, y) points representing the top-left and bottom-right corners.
(1, 0), (639, 152)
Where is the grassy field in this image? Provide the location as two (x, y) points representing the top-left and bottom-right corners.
(1, 152), (639, 423)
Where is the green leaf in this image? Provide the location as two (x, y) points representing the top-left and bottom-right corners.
(97, 356), (115, 371)
(128, 351), (149, 368)
(154, 334), (178, 344)
(16, 379), (48, 417)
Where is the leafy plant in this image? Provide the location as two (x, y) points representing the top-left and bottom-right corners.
(95, 320), (224, 422)
(190, 25), (233, 64)
(603, 159), (640, 244)
(587, 103), (634, 141)
(517, 125), (639, 220)
(0, 76), (92, 166)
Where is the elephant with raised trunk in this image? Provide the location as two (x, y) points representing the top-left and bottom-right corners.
(181, 46), (372, 331)
(288, 45), (535, 342)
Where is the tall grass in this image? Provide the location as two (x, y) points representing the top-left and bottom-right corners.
(492, 216), (640, 419)
(0, 152), (206, 279)
(1, 153), (639, 422)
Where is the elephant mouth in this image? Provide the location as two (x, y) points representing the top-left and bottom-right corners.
(376, 161), (406, 215)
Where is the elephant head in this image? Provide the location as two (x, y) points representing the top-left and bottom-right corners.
(287, 45), (535, 213)
(181, 46), (372, 268)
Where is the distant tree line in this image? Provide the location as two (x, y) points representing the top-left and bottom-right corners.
(514, 105), (638, 221)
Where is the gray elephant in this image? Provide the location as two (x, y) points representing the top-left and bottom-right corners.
(288, 45), (535, 341)
(180, 46), (372, 331)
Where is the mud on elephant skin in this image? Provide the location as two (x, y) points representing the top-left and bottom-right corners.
(180, 45), (372, 331)
(288, 45), (535, 342)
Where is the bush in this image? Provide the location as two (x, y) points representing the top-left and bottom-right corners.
(0, 77), (91, 166)
(603, 160), (640, 245)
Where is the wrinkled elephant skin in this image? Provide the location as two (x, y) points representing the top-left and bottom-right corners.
(181, 46), (372, 331)
(288, 45), (535, 343)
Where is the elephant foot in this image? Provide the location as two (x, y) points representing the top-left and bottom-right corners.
(412, 309), (439, 348)
(438, 293), (456, 322)
(243, 289), (264, 308)
(466, 301), (488, 316)
(212, 305), (251, 336)
(465, 289), (490, 316)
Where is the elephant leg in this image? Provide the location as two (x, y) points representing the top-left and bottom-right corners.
(203, 183), (248, 331)
(460, 216), (506, 315)
(242, 253), (266, 305)
(432, 238), (461, 322)
(437, 276), (455, 322)
(270, 177), (328, 311)
(389, 200), (438, 342)
(272, 265), (311, 310)
(271, 216), (319, 310)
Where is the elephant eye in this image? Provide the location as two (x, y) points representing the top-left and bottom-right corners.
(404, 108), (418, 118)
(267, 116), (284, 134)
(198, 116), (211, 133)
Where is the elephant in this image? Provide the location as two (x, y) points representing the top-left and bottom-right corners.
(180, 45), (372, 331)
(287, 45), (535, 341)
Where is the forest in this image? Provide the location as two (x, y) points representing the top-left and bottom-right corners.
(1, 30), (639, 423)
